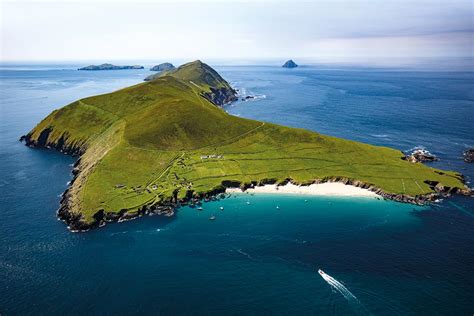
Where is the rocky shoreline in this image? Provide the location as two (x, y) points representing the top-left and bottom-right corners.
(19, 76), (472, 232)
(53, 164), (473, 232)
(20, 129), (473, 232)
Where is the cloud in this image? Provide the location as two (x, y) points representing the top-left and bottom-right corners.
(1, 0), (472, 62)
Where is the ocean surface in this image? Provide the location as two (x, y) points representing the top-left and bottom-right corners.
(0, 63), (473, 315)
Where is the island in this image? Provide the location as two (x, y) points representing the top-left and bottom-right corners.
(282, 60), (298, 68)
(145, 62), (177, 81)
(150, 63), (175, 72)
(21, 60), (471, 231)
(78, 63), (144, 70)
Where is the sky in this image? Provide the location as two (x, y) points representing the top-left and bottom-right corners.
(1, 0), (473, 64)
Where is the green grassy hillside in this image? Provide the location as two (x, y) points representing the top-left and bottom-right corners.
(22, 60), (470, 229)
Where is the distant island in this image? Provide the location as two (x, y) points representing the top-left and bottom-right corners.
(282, 60), (298, 68)
(78, 63), (144, 71)
(145, 63), (176, 81)
(21, 60), (471, 231)
(150, 63), (175, 72)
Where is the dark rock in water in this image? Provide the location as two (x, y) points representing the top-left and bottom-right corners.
(150, 63), (175, 72)
(282, 60), (298, 68)
(241, 95), (255, 101)
(404, 149), (439, 163)
(463, 149), (474, 163)
(78, 63), (144, 71)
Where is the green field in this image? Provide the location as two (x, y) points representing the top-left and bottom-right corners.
(24, 60), (468, 224)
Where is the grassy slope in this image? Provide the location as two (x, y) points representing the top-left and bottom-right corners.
(25, 60), (467, 223)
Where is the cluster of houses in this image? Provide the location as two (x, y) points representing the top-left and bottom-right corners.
(200, 154), (223, 160)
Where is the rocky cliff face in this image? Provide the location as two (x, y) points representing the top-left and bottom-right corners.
(202, 87), (238, 106)
(20, 129), (86, 156)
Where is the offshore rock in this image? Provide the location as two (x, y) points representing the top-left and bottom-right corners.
(282, 60), (298, 68)
(463, 149), (474, 163)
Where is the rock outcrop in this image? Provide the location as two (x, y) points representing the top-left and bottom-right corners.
(201, 87), (237, 106)
(404, 149), (438, 163)
(463, 149), (474, 163)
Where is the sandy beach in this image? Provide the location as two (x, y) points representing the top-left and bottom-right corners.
(226, 182), (378, 197)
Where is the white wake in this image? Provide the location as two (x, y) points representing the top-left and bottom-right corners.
(319, 269), (370, 315)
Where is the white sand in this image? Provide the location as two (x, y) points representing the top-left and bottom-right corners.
(226, 182), (378, 197)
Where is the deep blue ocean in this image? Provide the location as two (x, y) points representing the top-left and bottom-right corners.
(0, 63), (473, 315)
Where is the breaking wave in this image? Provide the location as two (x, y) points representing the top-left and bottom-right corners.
(235, 87), (267, 102)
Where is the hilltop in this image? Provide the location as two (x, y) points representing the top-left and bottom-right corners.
(22, 60), (470, 231)
(144, 60), (237, 105)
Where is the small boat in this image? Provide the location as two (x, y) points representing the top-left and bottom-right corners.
(276, 206), (280, 209)
(304, 199), (308, 202)
(197, 207), (203, 211)
(246, 201), (250, 205)
(318, 269), (325, 276)
(220, 206), (224, 210)
(209, 215), (216, 220)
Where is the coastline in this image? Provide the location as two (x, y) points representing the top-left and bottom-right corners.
(21, 135), (472, 232)
(17, 59), (472, 233)
(226, 182), (379, 198)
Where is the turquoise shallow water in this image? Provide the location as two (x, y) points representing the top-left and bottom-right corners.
(1, 64), (473, 315)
